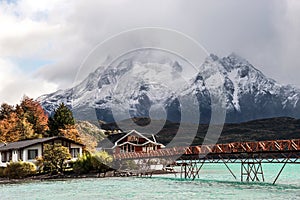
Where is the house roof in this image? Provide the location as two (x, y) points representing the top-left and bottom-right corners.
(97, 132), (127, 149)
(114, 130), (158, 145)
(97, 130), (162, 149)
(0, 136), (84, 151)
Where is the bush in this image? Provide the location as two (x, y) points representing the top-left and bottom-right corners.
(3, 161), (36, 179)
(91, 151), (113, 173)
(121, 160), (138, 170)
(73, 151), (113, 174)
(73, 153), (93, 174)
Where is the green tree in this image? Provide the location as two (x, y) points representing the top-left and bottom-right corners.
(41, 143), (71, 173)
(48, 103), (75, 136)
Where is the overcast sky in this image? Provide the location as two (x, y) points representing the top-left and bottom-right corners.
(0, 0), (300, 105)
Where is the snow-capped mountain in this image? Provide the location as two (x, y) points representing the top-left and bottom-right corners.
(38, 51), (300, 124)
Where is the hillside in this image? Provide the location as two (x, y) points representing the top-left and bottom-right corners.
(102, 117), (300, 146)
(75, 120), (106, 152)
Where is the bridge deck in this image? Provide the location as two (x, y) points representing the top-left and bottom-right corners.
(113, 138), (300, 161)
(113, 139), (300, 183)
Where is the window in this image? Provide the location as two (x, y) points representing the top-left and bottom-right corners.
(71, 148), (80, 158)
(8, 152), (12, 161)
(128, 136), (138, 142)
(1, 152), (6, 162)
(19, 150), (23, 161)
(119, 144), (135, 153)
(142, 144), (155, 152)
(28, 149), (38, 160)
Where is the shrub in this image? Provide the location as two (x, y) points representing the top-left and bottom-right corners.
(3, 161), (36, 179)
(73, 151), (113, 174)
(73, 153), (93, 174)
(91, 151), (113, 173)
(121, 160), (138, 170)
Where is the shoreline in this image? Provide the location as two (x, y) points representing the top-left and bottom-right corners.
(0, 170), (178, 184)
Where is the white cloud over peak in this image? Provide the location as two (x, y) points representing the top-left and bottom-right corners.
(0, 0), (300, 105)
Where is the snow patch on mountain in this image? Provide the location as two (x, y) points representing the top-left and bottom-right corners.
(38, 52), (300, 123)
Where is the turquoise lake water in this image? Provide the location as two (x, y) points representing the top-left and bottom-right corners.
(0, 163), (299, 200)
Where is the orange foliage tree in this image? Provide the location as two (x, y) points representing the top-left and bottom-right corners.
(59, 125), (82, 143)
(0, 96), (49, 142)
(19, 96), (49, 137)
(0, 112), (21, 142)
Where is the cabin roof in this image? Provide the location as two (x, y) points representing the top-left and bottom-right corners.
(97, 133), (126, 149)
(0, 136), (84, 151)
(97, 130), (162, 149)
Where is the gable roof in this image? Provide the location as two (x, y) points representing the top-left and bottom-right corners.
(97, 132), (127, 149)
(0, 136), (84, 151)
(115, 130), (155, 144)
(97, 130), (163, 149)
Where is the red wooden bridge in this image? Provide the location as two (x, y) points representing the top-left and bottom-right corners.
(113, 139), (300, 184)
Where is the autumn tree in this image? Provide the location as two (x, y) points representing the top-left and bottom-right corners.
(19, 96), (49, 136)
(16, 117), (36, 140)
(0, 112), (21, 142)
(0, 109), (38, 143)
(59, 125), (82, 143)
(0, 103), (14, 120)
(0, 97), (48, 142)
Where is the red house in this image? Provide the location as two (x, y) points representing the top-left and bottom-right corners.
(97, 130), (164, 154)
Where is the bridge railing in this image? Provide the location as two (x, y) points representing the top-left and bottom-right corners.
(113, 139), (300, 160)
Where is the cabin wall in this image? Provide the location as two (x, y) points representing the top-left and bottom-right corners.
(12, 150), (18, 162)
(135, 146), (143, 152)
(0, 137), (84, 167)
(115, 147), (120, 154)
(23, 144), (42, 162)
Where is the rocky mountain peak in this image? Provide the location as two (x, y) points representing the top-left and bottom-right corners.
(38, 52), (300, 124)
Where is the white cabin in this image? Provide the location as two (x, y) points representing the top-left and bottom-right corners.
(0, 136), (84, 167)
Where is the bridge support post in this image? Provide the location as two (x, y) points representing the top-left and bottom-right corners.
(222, 160), (237, 180)
(273, 160), (288, 185)
(241, 161), (265, 182)
(180, 160), (205, 180)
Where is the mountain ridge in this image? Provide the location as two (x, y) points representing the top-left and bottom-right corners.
(38, 52), (300, 124)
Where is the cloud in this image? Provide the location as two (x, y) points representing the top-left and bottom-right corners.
(0, 0), (300, 104)
(0, 58), (57, 105)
